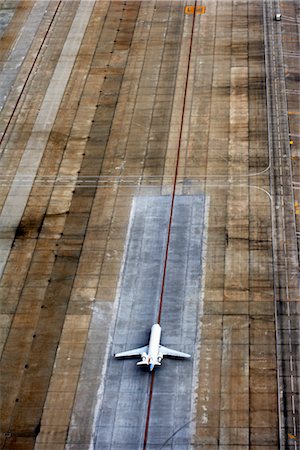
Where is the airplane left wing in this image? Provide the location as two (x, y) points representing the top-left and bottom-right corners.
(114, 345), (148, 358)
(159, 345), (191, 359)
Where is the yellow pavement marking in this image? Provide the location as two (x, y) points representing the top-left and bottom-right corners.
(185, 5), (206, 14)
(294, 201), (300, 215)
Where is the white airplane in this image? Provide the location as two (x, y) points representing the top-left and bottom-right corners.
(114, 323), (191, 371)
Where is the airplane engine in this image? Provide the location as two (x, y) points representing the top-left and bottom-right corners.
(157, 352), (163, 363)
(141, 352), (147, 361)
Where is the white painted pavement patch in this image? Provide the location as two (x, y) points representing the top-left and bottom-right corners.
(85, 195), (207, 450)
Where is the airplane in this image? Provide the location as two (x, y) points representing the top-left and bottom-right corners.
(114, 323), (191, 371)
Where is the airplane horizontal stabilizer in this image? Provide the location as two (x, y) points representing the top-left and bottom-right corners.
(137, 360), (161, 367)
(159, 345), (191, 359)
(136, 360), (148, 366)
(114, 345), (148, 358)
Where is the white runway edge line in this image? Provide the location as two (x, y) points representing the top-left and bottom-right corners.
(0, 1), (95, 278)
(190, 195), (209, 444)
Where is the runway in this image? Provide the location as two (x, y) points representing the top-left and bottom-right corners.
(0, 0), (298, 449)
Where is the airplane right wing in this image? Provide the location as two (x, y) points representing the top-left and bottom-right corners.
(159, 345), (191, 359)
(114, 345), (148, 358)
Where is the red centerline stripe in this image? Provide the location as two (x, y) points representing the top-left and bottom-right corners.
(143, 3), (198, 448)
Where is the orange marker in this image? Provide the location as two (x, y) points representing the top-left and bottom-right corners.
(185, 5), (194, 14)
(196, 6), (206, 14)
(185, 5), (206, 15)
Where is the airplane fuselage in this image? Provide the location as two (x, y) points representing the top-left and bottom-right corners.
(142, 324), (162, 371)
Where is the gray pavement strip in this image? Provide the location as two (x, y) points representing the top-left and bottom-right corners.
(0, 1), (51, 110)
(0, 8), (14, 38)
(84, 195), (207, 450)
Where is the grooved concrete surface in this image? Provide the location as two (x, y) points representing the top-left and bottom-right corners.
(0, 0), (95, 275)
(93, 195), (206, 449)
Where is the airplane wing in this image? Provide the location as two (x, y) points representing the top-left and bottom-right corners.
(159, 345), (191, 359)
(114, 345), (148, 358)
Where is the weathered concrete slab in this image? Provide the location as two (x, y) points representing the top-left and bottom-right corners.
(0, 1), (50, 110)
(0, 1), (95, 276)
(92, 195), (206, 449)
